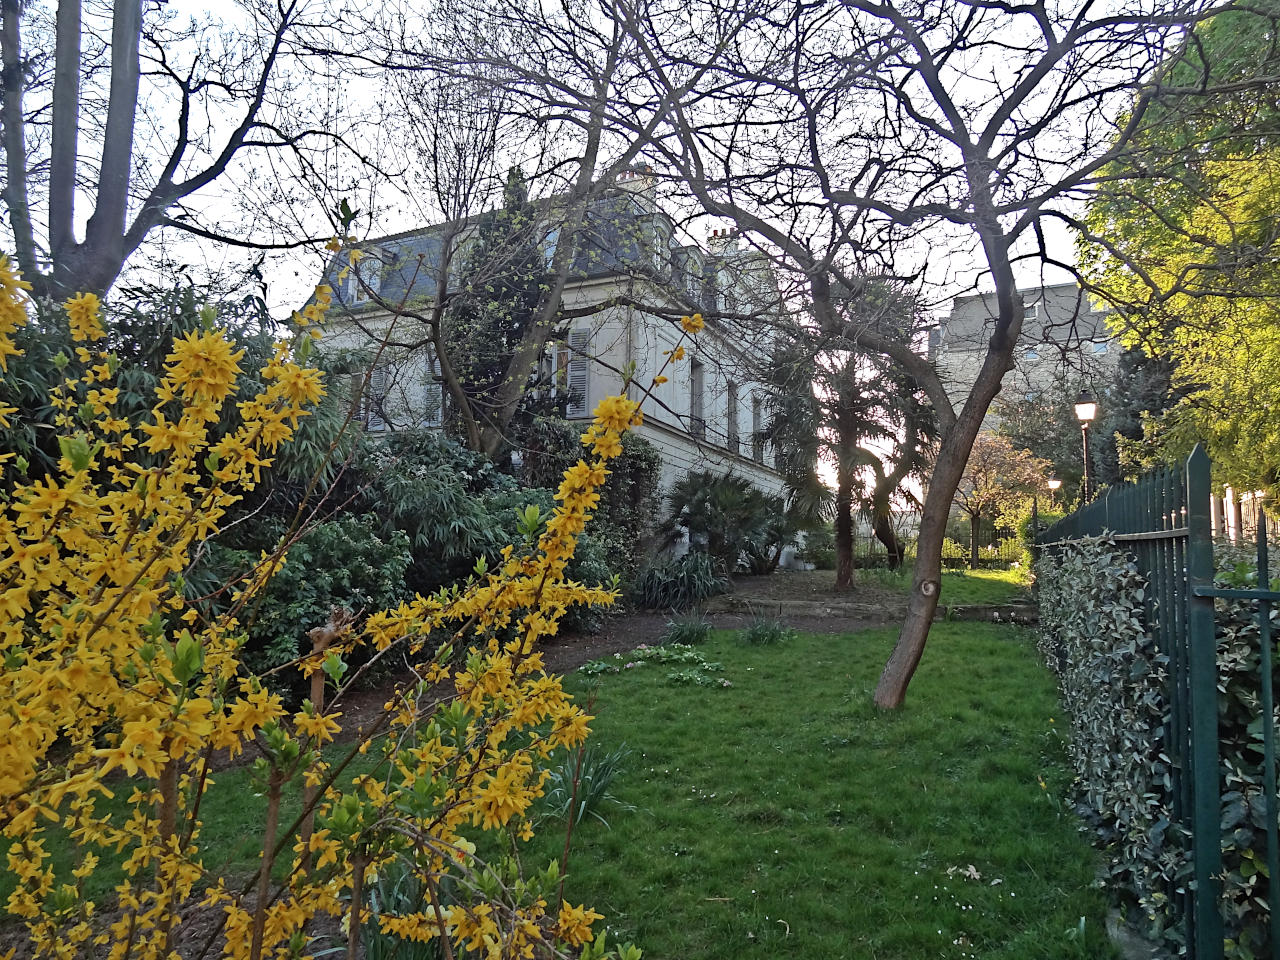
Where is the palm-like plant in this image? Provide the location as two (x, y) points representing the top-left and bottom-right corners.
(660, 471), (788, 579)
(762, 315), (937, 587)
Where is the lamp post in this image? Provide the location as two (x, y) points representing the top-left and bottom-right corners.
(1074, 391), (1098, 501)
(1047, 478), (1062, 507)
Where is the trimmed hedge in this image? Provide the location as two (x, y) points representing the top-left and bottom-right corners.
(1038, 536), (1280, 956)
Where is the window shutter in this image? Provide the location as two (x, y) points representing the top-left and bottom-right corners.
(424, 353), (444, 427)
(364, 365), (389, 432)
(565, 328), (591, 418)
(726, 381), (739, 454)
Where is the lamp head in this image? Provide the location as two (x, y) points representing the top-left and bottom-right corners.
(1074, 390), (1098, 424)
(1047, 479), (1062, 491)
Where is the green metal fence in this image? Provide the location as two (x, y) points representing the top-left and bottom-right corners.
(1038, 444), (1280, 959)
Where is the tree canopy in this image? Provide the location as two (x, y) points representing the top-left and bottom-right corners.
(1083, 1), (1280, 493)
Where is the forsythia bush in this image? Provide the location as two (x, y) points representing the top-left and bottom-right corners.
(0, 255), (679, 960)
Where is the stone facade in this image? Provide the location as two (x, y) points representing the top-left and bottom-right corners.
(930, 282), (1119, 424)
(318, 176), (786, 499)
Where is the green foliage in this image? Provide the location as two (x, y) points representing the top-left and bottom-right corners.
(940, 537), (967, 568)
(1, 280), (357, 493)
(661, 470), (796, 577)
(1082, 4), (1280, 494)
(215, 514), (412, 676)
(442, 167), (556, 432)
(537, 743), (637, 829)
(580, 644), (729, 689)
(660, 614), (712, 646)
(795, 522), (836, 569)
(736, 618), (795, 646)
(517, 418), (661, 575)
(632, 551), (726, 612)
(479, 485), (615, 633)
(1037, 535), (1280, 954)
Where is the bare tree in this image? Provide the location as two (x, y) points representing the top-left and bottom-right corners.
(320, 0), (771, 458)
(1, 0), (370, 301)
(576, 0), (1235, 707)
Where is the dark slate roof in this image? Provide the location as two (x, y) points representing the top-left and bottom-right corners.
(323, 189), (719, 310)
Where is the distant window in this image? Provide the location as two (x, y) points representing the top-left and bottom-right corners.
(424, 352), (444, 428)
(726, 380), (739, 454)
(543, 227), (560, 267)
(558, 329), (591, 418)
(690, 359), (705, 439)
(752, 395), (765, 464)
(1024, 347), (1039, 361)
(652, 223), (670, 272)
(1025, 390), (1039, 402)
(1092, 341), (1109, 355)
(358, 364), (392, 432)
(1023, 302), (1039, 320)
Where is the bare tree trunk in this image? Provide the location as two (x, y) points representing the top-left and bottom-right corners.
(875, 353), (1010, 708)
(871, 504), (905, 571)
(969, 513), (980, 570)
(49, 0), (81, 273)
(83, 0), (142, 293)
(0, 0), (36, 278)
(835, 459), (853, 590)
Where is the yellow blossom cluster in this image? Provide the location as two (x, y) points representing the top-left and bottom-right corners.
(0, 252), (650, 960)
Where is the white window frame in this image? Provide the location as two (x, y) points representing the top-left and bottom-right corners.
(689, 358), (705, 439)
(349, 247), (385, 304)
(726, 380), (739, 454)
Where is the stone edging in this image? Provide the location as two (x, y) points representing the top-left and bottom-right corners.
(705, 595), (1038, 624)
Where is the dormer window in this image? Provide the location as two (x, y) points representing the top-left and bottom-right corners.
(1023, 302), (1039, 320)
(1024, 346), (1039, 361)
(348, 247), (387, 304)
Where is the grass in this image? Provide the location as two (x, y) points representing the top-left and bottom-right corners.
(5, 622), (1107, 960)
(532, 623), (1114, 960)
(856, 566), (1031, 605)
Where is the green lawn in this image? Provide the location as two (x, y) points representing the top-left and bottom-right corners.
(6, 622), (1109, 960)
(856, 567), (1031, 605)
(532, 624), (1113, 960)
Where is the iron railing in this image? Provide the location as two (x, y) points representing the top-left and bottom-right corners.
(1039, 445), (1280, 959)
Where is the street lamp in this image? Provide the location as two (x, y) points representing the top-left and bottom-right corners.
(1075, 391), (1098, 501)
(1047, 478), (1062, 506)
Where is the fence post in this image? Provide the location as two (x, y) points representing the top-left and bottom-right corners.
(1185, 444), (1224, 958)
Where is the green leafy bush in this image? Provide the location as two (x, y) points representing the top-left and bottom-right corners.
(660, 614), (713, 646)
(632, 551), (726, 611)
(940, 537), (967, 568)
(225, 514), (412, 677)
(1038, 535), (1280, 954)
(516, 419), (661, 576)
(479, 486), (616, 633)
(661, 470), (798, 577)
(796, 523), (836, 569)
(738, 618), (795, 646)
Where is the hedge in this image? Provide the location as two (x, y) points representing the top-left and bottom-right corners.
(1037, 536), (1280, 957)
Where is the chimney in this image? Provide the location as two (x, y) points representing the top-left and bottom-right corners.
(707, 227), (739, 253)
(616, 164), (657, 209)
